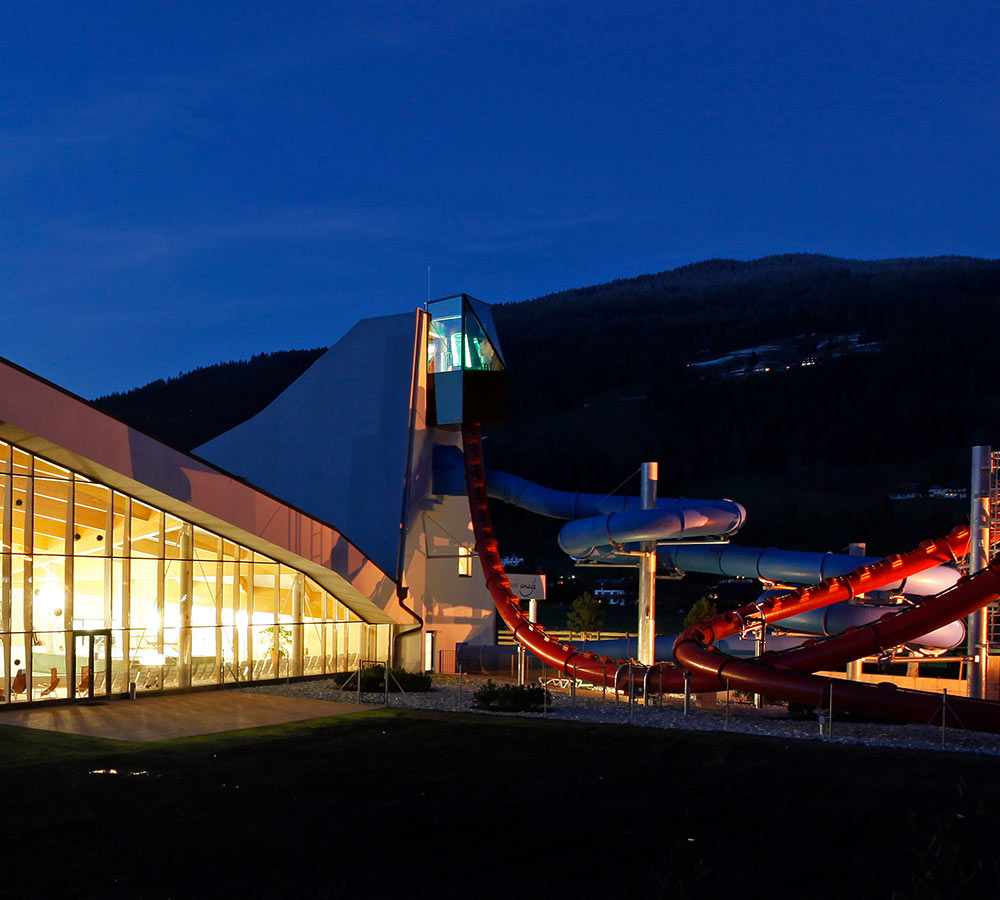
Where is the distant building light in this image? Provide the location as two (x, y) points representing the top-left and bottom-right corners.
(928, 486), (968, 500)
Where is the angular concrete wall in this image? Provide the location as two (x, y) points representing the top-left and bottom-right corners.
(198, 313), (417, 580)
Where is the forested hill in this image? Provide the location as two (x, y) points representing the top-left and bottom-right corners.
(94, 348), (326, 450)
(483, 253), (1000, 559)
(93, 254), (1000, 558)
(490, 253), (1000, 428)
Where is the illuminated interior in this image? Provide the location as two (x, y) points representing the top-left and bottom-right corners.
(0, 440), (388, 704)
(427, 295), (505, 374)
(426, 294), (508, 427)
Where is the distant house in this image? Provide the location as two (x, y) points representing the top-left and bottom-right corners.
(928, 485), (968, 500)
(594, 577), (629, 606)
(889, 483), (923, 500)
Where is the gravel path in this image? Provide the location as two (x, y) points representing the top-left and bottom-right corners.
(241, 674), (1000, 757)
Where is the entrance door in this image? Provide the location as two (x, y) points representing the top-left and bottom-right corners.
(72, 629), (112, 702)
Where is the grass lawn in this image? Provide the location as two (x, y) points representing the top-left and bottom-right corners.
(1, 709), (997, 898)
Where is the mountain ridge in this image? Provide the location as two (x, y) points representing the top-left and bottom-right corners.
(91, 253), (1000, 558)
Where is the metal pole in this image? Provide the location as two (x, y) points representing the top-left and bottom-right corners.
(941, 688), (948, 748)
(753, 631), (763, 710)
(968, 446), (991, 699)
(357, 655), (362, 704)
(725, 678), (730, 731)
(846, 542), (865, 682)
(628, 661), (634, 724)
(637, 462), (658, 665)
(828, 681), (833, 740)
(683, 670), (691, 716)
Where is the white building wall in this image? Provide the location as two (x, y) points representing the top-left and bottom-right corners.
(394, 311), (495, 672)
(198, 309), (495, 672)
(196, 313), (418, 580)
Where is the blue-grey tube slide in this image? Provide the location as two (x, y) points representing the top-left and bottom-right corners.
(485, 470), (748, 557)
(433, 446), (965, 650)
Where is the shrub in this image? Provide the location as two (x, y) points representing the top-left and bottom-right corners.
(683, 596), (719, 628)
(389, 668), (433, 692)
(472, 679), (552, 712)
(566, 591), (605, 635)
(787, 701), (817, 721)
(331, 665), (432, 692)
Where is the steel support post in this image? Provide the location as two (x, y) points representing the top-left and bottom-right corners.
(637, 462), (658, 665)
(178, 524), (193, 689)
(967, 445), (991, 699)
(846, 542), (866, 682)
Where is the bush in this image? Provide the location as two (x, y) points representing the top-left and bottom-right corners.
(683, 596), (719, 628)
(389, 668), (433, 692)
(787, 701), (817, 720)
(472, 679), (552, 712)
(331, 665), (432, 692)
(566, 591), (605, 635)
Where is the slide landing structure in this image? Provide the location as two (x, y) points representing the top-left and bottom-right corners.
(462, 424), (1000, 734)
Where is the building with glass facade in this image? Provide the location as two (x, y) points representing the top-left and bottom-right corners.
(1, 299), (503, 706)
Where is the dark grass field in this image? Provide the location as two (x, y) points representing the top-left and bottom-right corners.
(2, 709), (998, 899)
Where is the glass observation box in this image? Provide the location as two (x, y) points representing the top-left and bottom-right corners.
(426, 294), (508, 427)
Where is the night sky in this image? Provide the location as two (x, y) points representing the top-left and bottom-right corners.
(4, 1), (998, 398)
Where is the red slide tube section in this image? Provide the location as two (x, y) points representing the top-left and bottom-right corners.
(673, 561), (1000, 733)
(674, 527), (970, 651)
(462, 424), (984, 705)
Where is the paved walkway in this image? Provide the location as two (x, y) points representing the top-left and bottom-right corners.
(0, 691), (375, 742)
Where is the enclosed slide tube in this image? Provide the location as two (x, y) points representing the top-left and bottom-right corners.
(658, 542), (960, 600)
(672, 563), (1000, 733)
(570, 609), (965, 660)
(435, 447), (747, 551)
(462, 451), (963, 646)
(660, 542), (964, 649)
(462, 424), (1000, 732)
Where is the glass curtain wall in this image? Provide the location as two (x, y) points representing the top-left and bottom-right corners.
(0, 440), (387, 704)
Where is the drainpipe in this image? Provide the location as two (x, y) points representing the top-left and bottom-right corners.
(391, 310), (429, 669)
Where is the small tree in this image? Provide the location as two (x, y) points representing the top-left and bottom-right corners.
(566, 591), (605, 637)
(263, 624), (292, 658)
(683, 596), (719, 629)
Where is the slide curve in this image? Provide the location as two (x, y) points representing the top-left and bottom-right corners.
(462, 424), (1000, 733)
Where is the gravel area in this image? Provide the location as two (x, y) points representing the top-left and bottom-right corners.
(241, 674), (1000, 757)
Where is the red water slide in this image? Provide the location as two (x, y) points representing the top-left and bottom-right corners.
(462, 423), (1000, 732)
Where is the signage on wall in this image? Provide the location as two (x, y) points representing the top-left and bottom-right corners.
(507, 573), (546, 600)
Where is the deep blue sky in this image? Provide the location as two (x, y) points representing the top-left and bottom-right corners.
(3, 1), (998, 398)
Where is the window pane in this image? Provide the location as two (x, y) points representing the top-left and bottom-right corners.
(130, 502), (162, 558)
(193, 526), (219, 561)
(11, 476), (28, 554)
(34, 456), (71, 479)
(12, 448), (31, 477)
(163, 514), (184, 560)
(34, 478), (70, 557)
(463, 308), (503, 371)
(74, 481), (110, 557)
(73, 557), (106, 627)
(111, 493), (129, 557)
(427, 296), (464, 372)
